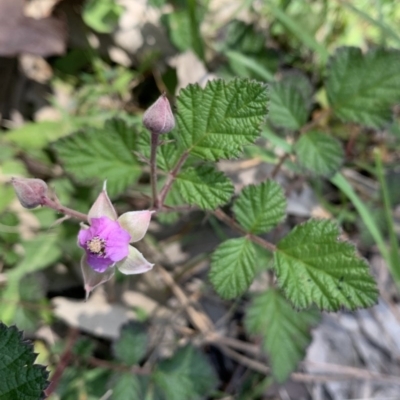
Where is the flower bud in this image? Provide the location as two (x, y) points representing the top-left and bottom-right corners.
(11, 177), (48, 209)
(143, 93), (175, 134)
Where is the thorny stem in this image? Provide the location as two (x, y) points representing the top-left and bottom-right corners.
(41, 196), (88, 222)
(213, 208), (276, 252)
(150, 132), (159, 208)
(157, 151), (189, 209)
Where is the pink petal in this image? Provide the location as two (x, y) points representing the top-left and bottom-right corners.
(81, 255), (115, 300)
(116, 246), (154, 275)
(117, 211), (154, 243)
(88, 181), (117, 222)
(77, 226), (91, 247)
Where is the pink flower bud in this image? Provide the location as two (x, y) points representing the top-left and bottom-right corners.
(11, 177), (48, 209)
(143, 93), (175, 134)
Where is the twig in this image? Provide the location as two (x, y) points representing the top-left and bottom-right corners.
(157, 264), (214, 333)
(300, 361), (400, 385)
(270, 153), (290, 179)
(216, 344), (270, 374)
(217, 343), (400, 385)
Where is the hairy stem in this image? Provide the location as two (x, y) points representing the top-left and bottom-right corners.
(41, 196), (88, 222)
(157, 151), (189, 208)
(150, 132), (159, 208)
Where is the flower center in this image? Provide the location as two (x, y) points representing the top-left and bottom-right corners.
(86, 236), (106, 256)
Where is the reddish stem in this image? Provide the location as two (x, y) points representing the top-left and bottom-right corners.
(157, 151), (189, 208)
(44, 328), (79, 397)
(41, 197), (88, 222)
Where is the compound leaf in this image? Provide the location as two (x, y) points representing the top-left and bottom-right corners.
(274, 219), (379, 311)
(233, 181), (286, 234)
(0, 323), (49, 399)
(209, 237), (256, 299)
(246, 289), (319, 382)
(176, 165), (234, 209)
(153, 345), (217, 400)
(294, 131), (344, 177)
(53, 118), (141, 196)
(326, 47), (400, 127)
(268, 81), (309, 130)
(176, 78), (268, 160)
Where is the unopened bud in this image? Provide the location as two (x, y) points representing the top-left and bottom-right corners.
(143, 93), (175, 134)
(11, 177), (48, 209)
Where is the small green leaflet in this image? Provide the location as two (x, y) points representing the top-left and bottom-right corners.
(294, 131), (344, 177)
(113, 322), (148, 366)
(153, 345), (217, 400)
(209, 237), (256, 299)
(176, 78), (268, 160)
(268, 81), (310, 130)
(0, 323), (49, 399)
(245, 289), (319, 382)
(176, 165), (234, 210)
(53, 118), (141, 196)
(233, 180), (286, 234)
(326, 47), (400, 128)
(274, 219), (379, 311)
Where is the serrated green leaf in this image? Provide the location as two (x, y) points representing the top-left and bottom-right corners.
(153, 345), (217, 400)
(269, 82), (309, 130)
(209, 237), (256, 299)
(109, 373), (141, 400)
(246, 289), (319, 382)
(274, 219), (379, 311)
(176, 79), (268, 161)
(0, 323), (49, 399)
(233, 181), (286, 234)
(113, 322), (147, 366)
(53, 118), (141, 196)
(294, 131), (344, 177)
(326, 47), (400, 128)
(176, 165), (234, 210)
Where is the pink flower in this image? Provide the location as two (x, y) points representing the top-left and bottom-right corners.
(78, 182), (154, 299)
